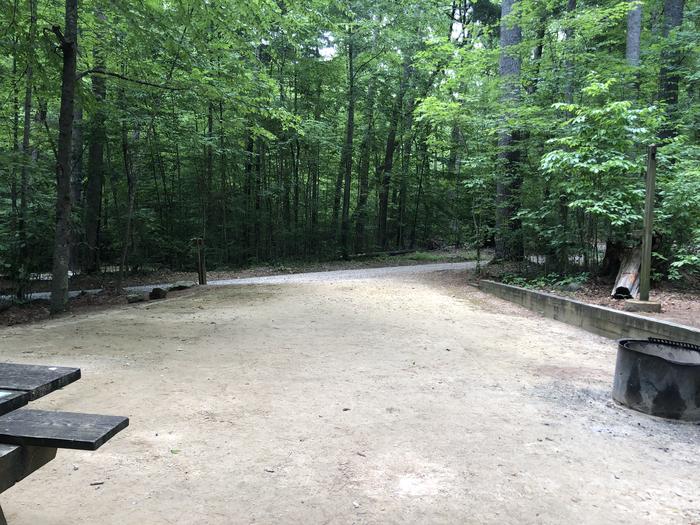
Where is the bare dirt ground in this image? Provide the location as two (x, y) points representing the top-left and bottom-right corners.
(0, 266), (698, 524)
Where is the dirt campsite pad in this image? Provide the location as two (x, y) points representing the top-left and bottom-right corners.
(0, 265), (698, 524)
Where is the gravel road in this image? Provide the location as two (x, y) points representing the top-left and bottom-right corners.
(3, 262), (478, 300)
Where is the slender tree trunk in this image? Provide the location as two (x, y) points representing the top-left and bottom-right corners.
(69, 99), (83, 272)
(50, 0), (79, 314)
(563, 0), (577, 104)
(309, 76), (322, 251)
(117, 125), (137, 290)
(85, 8), (106, 273)
(339, 37), (355, 257)
(354, 79), (376, 253)
(494, 0), (523, 261)
(410, 133), (429, 249)
(17, 0), (37, 299)
(70, 104), (83, 205)
(378, 59), (412, 249)
(219, 101), (230, 262)
(396, 97), (415, 248)
(243, 132), (254, 259)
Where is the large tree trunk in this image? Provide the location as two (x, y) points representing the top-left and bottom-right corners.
(84, 8), (106, 273)
(658, 0), (685, 140)
(494, 0), (523, 261)
(50, 0), (78, 314)
(626, 0), (642, 67)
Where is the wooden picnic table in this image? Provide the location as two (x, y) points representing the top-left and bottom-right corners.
(0, 363), (128, 524)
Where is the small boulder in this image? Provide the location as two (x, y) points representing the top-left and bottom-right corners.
(149, 287), (168, 300)
(168, 281), (198, 292)
(127, 293), (146, 304)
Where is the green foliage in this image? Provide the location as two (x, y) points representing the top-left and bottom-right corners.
(0, 0), (698, 293)
(501, 271), (590, 290)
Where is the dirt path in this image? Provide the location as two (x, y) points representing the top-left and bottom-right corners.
(3, 261), (478, 300)
(0, 269), (698, 524)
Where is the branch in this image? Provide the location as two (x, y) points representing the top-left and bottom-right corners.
(352, 47), (388, 80)
(50, 25), (67, 46)
(76, 68), (185, 91)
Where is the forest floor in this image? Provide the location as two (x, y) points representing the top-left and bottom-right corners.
(1, 267), (698, 524)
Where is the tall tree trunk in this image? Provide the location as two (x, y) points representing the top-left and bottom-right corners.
(84, 8), (106, 273)
(378, 59), (412, 249)
(17, 0), (37, 299)
(50, 0), (79, 314)
(563, 0), (577, 104)
(410, 132), (430, 249)
(69, 99), (83, 272)
(354, 79), (376, 253)
(71, 104), (83, 205)
(309, 76), (322, 251)
(494, 0), (523, 261)
(339, 37), (355, 258)
(626, 0), (643, 67)
(396, 96), (415, 249)
(117, 124), (137, 290)
(658, 0), (685, 140)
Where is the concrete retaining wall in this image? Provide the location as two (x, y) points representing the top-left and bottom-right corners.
(479, 280), (700, 345)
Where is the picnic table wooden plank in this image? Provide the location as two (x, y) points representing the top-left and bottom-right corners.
(0, 410), (128, 451)
(0, 363), (80, 400)
(0, 391), (29, 417)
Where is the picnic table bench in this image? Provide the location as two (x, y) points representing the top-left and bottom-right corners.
(0, 363), (128, 524)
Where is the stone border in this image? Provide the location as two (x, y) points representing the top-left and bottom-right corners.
(478, 280), (700, 345)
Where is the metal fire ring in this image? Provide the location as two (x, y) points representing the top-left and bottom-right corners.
(612, 338), (700, 421)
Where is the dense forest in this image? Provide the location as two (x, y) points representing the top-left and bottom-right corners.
(1, 0), (698, 312)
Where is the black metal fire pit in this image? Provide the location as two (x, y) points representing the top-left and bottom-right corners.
(613, 338), (700, 421)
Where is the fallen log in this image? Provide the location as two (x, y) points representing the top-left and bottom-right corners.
(611, 246), (641, 299)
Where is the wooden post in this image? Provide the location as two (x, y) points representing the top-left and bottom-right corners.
(192, 238), (207, 285)
(639, 144), (657, 302)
